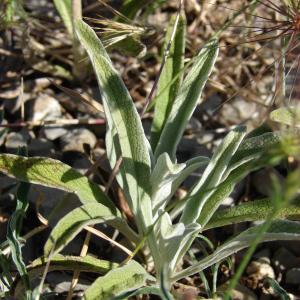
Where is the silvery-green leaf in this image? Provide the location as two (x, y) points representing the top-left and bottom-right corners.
(198, 132), (286, 228)
(156, 211), (200, 277)
(205, 198), (300, 230)
(83, 260), (154, 300)
(75, 20), (152, 229)
(270, 107), (300, 127)
(151, 11), (186, 151)
(44, 203), (138, 256)
(53, 0), (73, 36)
(154, 39), (219, 161)
(180, 126), (247, 225)
(172, 220), (300, 281)
(151, 153), (208, 216)
(225, 132), (281, 177)
(0, 154), (114, 209)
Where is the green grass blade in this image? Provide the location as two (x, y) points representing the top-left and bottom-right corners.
(7, 184), (31, 297)
(53, 0), (73, 36)
(0, 154), (116, 209)
(83, 260), (154, 300)
(205, 198), (300, 230)
(44, 203), (138, 256)
(154, 39), (218, 161)
(6, 148), (31, 298)
(172, 220), (300, 281)
(150, 11), (186, 151)
(75, 20), (152, 229)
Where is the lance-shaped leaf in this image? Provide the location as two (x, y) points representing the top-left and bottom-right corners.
(0, 154), (115, 210)
(83, 260), (154, 300)
(227, 132), (281, 175)
(154, 39), (219, 161)
(44, 203), (138, 256)
(205, 198), (300, 230)
(151, 153), (208, 216)
(270, 107), (300, 127)
(180, 126), (247, 225)
(151, 11), (186, 151)
(53, 0), (73, 36)
(156, 211), (200, 278)
(172, 220), (300, 281)
(14, 254), (118, 297)
(75, 20), (152, 228)
(197, 132), (287, 228)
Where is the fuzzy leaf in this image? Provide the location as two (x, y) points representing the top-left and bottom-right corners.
(270, 107), (300, 127)
(44, 203), (138, 255)
(172, 220), (300, 281)
(154, 39), (219, 160)
(205, 198), (300, 230)
(75, 20), (152, 230)
(0, 154), (115, 209)
(151, 153), (208, 216)
(151, 11), (186, 151)
(83, 260), (154, 300)
(181, 126), (247, 225)
(14, 255), (117, 298)
(53, 0), (73, 36)
(156, 212), (200, 278)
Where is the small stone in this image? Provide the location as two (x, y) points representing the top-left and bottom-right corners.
(28, 138), (55, 156)
(5, 130), (32, 153)
(60, 128), (97, 153)
(246, 261), (275, 289)
(285, 268), (300, 285)
(31, 94), (67, 140)
(221, 97), (257, 125)
(253, 249), (271, 265)
(272, 247), (300, 273)
(247, 261), (275, 279)
(219, 283), (257, 300)
(62, 151), (92, 174)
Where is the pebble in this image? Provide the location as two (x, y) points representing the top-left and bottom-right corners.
(253, 249), (271, 265)
(32, 94), (67, 140)
(247, 261), (275, 283)
(28, 138), (55, 157)
(272, 247), (300, 272)
(5, 130), (32, 153)
(220, 97), (257, 126)
(285, 268), (300, 285)
(60, 128), (97, 153)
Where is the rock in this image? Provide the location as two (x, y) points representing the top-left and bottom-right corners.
(60, 128), (97, 153)
(28, 138), (55, 156)
(220, 97), (257, 125)
(195, 94), (222, 117)
(272, 247), (300, 273)
(62, 151), (92, 174)
(253, 249), (271, 265)
(246, 261), (275, 289)
(219, 283), (257, 300)
(5, 129), (32, 153)
(247, 261), (275, 280)
(285, 268), (300, 285)
(46, 272), (90, 294)
(28, 186), (81, 226)
(31, 93), (67, 140)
